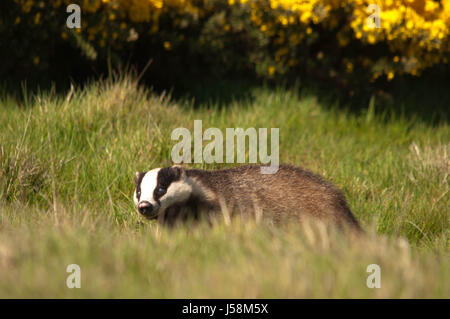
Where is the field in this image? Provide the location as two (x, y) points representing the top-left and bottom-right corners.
(0, 76), (448, 298)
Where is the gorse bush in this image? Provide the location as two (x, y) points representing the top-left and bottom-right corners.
(250, 0), (450, 80)
(3, 0), (450, 87)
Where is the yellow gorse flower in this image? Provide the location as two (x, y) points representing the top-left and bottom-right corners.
(12, 0), (450, 79)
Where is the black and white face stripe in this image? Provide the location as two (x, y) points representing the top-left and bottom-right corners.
(134, 172), (146, 202)
(153, 167), (183, 202)
(134, 166), (190, 217)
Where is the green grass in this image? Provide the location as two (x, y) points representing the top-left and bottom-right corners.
(0, 76), (448, 298)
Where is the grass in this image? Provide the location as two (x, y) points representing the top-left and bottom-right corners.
(0, 76), (448, 298)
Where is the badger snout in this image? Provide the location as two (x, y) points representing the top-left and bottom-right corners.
(138, 201), (155, 217)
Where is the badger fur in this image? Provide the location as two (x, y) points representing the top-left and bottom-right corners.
(134, 164), (361, 230)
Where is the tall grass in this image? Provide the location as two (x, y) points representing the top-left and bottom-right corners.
(0, 76), (448, 297)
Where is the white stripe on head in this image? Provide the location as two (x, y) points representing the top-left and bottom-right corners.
(139, 168), (161, 205)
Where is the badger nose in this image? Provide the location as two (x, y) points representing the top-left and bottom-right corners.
(138, 201), (154, 216)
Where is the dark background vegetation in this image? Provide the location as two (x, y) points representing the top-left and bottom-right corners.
(1, 1), (449, 125)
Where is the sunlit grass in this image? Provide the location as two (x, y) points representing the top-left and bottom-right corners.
(0, 76), (448, 297)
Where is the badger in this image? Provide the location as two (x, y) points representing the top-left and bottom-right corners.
(133, 164), (361, 231)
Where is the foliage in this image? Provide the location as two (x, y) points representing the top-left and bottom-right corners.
(0, 76), (448, 297)
(3, 0), (450, 88)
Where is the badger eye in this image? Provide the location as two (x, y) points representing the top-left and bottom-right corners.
(156, 187), (166, 196)
(136, 191), (141, 197)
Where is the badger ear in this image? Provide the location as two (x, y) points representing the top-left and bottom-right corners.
(135, 171), (142, 185)
(171, 165), (185, 179)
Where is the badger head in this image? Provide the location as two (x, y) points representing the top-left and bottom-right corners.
(133, 166), (192, 219)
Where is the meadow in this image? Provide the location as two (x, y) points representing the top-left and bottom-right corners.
(0, 76), (448, 298)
